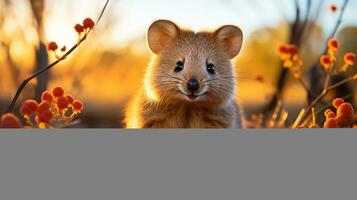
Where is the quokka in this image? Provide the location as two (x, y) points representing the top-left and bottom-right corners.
(125, 20), (244, 128)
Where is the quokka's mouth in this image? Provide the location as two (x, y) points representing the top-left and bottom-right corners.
(187, 94), (199, 100)
(180, 91), (206, 101)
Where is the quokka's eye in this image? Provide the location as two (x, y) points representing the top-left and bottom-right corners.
(174, 61), (184, 72)
(207, 63), (215, 74)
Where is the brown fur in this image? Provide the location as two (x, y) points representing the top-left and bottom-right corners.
(125, 20), (243, 128)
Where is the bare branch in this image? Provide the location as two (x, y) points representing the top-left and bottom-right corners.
(5, 0), (110, 113)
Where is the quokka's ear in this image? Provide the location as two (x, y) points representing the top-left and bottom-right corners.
(214, 25), (243, 59)
(147, 20), (180, 54)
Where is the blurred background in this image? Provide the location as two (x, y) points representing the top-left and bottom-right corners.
(0, 0), (356, 127)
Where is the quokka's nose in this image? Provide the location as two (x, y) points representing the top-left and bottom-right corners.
(187, 78), (200, 92)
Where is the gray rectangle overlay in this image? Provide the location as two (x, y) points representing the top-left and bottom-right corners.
(0, 129), (356, 200)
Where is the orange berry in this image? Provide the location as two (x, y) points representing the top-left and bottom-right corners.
(329, 4), (337, 13)
(336, 102), (354, 122)
(320, 55), (331, 68)
(72, 100), (84, 112)
(56, 96), (69, 110)
(37, 101), (51, 113)
(323, 118), (338, 128)
(336, 116), (350, 128)
(344, 52), (356, 65)
(48, 41), (58, 51)
(324, 109), (336, 119)
(74, 24), (84, 33)
(287, 44), (298, 55)
(0, 113), (22, 128)
(83, 18), (95, 29)
(278, 45), (289, 54)
(332, 98), (344, 108)
(328, 39), (339, 50)
(52, 86), (64, 97)
(324, 109), (333, 116)
(326, 112), (336, 119)
(41, 91), (53, 102)
(20, 100), (38, 116)
(65, 94), (74, 104)
(36, 110), (53, 124)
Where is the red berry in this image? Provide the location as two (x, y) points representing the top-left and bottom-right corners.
(52, 86), (64, 97)
(48, 42), (58, 51)
(329, 4), (337, 13)
(287, 44), (298, 55)
(333, 98), (344, 108)
(38, 101), (51, 113)
(20, 100), (38, 116)
(0, 113), (22, 128)
(83, 18), (95, 29)
(278, 45), (289, 54)
(320, 55), (331, 68)
(36, 110), (53, 124)
(65, 94), (74, 104)
(57, 96), (69, 110)
(72, 100), (84, 112)
(41, 91), (53, 102)
(344, 52), (356, 65)
(328, 39), (339, 50)
(61, 46), (66, 52)
(74, 24), (84, 33)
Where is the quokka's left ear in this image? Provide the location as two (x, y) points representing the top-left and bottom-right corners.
(214, 25), (243, 59)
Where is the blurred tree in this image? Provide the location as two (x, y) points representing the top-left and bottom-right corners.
(29, 0), (50, 101)
(0, 0), (22, 87)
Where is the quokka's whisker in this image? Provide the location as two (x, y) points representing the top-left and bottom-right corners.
(153, 76), (185, 83)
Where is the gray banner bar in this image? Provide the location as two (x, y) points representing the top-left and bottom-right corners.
(0, 129), (356, 200)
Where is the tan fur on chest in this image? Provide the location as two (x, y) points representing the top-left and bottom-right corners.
(125, 91), (237, 128)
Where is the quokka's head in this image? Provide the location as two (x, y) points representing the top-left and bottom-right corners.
(145, 19), (243, 105)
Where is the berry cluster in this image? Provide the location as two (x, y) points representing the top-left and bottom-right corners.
(74, 18), (95, 34)
(277, 44), (303, 78)
(20, 86), (84, 128)
(48, 17), (95, 59)
(323, 98), (356, 128)
(0, 87), (84, 128)
(320, 39), (355, 73)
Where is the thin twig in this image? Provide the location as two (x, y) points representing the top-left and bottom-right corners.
(308, 0), (349, 99)
(297, 77), (313, 99)
(291, 109), (305, 128)
(327, 0), (349, 40)
(5, 0), (110, 113)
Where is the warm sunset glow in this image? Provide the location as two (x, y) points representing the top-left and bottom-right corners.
(144, 58), (160, 102)
(1, 0), (357, 128)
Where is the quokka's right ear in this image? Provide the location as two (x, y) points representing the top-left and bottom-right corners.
(147, 20), (180, 54)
